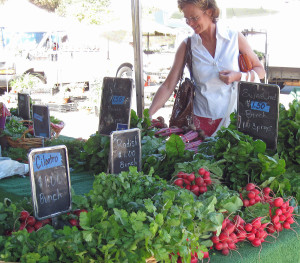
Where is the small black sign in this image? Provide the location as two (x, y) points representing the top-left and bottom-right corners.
(28, 145), (72, 220)
(237, 82), (280, 150)
(98, 77), (133, 135)
(18, 93), (31, 120)
(110, 128), (141, 174)
(32, 105), (51, 138)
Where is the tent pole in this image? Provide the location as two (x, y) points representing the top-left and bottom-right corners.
(131, 0), (144, 118)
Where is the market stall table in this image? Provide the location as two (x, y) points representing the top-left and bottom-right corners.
(0, 170), (299, 263)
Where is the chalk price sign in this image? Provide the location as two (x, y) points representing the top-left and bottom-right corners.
(110, 128), (141, 174)
(98, 77), (133, 135)
(237, 82), (280, 150)
(28, 145), (72, 220)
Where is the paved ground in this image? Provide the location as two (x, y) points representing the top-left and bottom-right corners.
(51, 86), (296, 140)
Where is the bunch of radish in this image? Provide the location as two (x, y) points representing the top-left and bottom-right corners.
(212, 215), (273, 256)
(17, 210), (51, 233)
(173, 168), (212, 196)
(268, 197), (296, 233)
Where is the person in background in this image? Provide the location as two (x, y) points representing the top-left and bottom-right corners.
(148, 0), (265, 137)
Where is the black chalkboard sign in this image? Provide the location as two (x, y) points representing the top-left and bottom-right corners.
(98, 77), (133, 135)
(110, 128), (141, 174)
(18, 93), (31, 120)
(237, 82), (280, 150)
(28, 145), (72, 220)
(32, 105), (51, 138)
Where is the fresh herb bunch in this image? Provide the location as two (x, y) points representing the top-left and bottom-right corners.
(45, 137), (86, 171)
(197, 128), (287, 197)
(80, 132), (110, 174)
(50, 116), (63, 124)
(277, 98), (300, 166)
(142, 134), (194, 181)
(1, 116), (28, 138)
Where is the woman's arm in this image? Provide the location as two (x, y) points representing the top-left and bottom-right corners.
(148, 41), (187, 118)
(238, 32), (266, 81)
(219, 32), (266, 84)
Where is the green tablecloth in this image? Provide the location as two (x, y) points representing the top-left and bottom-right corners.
(0, 172), (299, 263)
(0, 171), (95, 202)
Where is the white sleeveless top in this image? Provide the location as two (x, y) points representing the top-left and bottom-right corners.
(185, 23), (239, 120)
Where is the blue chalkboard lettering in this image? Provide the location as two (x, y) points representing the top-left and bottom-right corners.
(251, 101), (270, 112)
(34, 152), (62, 172)
(112, 96), (125, 105)
(33, 112), (44, 122)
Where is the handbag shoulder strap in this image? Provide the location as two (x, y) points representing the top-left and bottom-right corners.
(179, 37), (193, 81)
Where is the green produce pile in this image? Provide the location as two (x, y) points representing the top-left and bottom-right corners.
(0, 97), (299, 263)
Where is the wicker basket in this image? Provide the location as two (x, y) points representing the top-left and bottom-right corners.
(146, 256), (157, 263)
(7, 129), (43, 150)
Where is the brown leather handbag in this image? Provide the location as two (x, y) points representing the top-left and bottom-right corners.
(169, 37), (195, 128)
(239, 53), (252, 72)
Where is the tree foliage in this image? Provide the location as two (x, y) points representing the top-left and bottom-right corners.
(28, 0), (111, 25)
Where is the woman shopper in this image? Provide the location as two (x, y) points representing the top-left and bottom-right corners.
(148, 0), (265, 136)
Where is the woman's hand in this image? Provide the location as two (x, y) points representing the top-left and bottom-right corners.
(219, 70), (240, 85)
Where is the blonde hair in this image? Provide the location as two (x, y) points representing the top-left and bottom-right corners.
(177, 0), (220, 23)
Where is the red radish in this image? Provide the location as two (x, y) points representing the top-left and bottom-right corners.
(228, 242), (236, 250)
(211, 235), (220, 244)
(195, 177), (204, 186)
(243, 199), (250, 207)
(224, 222), (236, 235)
(279, 215), (286, 222)
(187, 173), (195, 182)
(204, 178), (212, 185)
(26, 226), (35, 233)
(198, 168), (205, 175)
(255, 195), (261, 202)
(233, 215), (245, 227)
(275, 208), (283, 216)
(203, 171), (210, 178)
(249, 198), (256, 206)
(222, 248), (230, 256)
(272, 215), (279, 224)
(253, 189), (260, 195)
(219, 232), (229, 242)
(287, 206), (294, 214)
(19, 222), (26, 230)
(190, 257), (198, 263)
(69, 219), (79, 227)
(174, 179), (184, 187)
(199, 186), (207, 194)
(185, 185), (191, 190)
(215, 242), (223, 250)
(237, 230), (247, 241)
(247, 191), (256, 199)
(247, 232), (255, 241)
(183, 179), (191, 185)
(26, 216), (36, 226)
(251, 217), (262, 229)
(245, 183), (256, 191)
(274, 197), (284, 208)
(229, 233), (238, 243)
(251, 238), (261, 247)
(263, 187), (271, 195)
(34, 221), (43, 230)
(202, 251), (209, 259)
(244, 223), (253, 232)
(285, 217), (295, 224)
(20, 210), (30, 221)
(267, 224), (276, 234)
(222, 218), (231, 230)
(283, 222), (291, 229)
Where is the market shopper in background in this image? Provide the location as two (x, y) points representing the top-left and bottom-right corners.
(148, 0), (265, 136)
